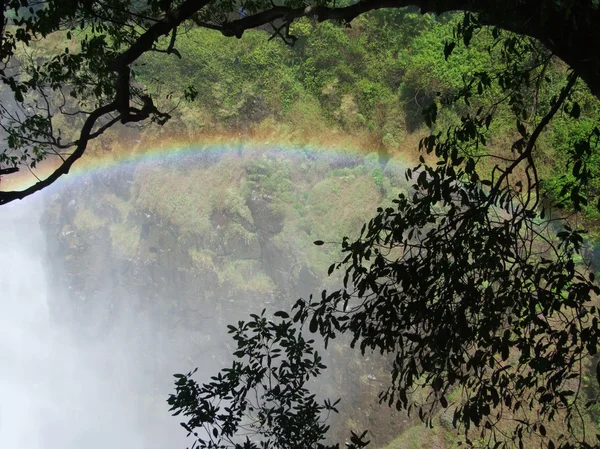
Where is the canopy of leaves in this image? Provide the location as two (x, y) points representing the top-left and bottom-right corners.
(167, 311), (353, 449)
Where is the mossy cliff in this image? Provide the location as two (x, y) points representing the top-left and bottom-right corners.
(40, 146), (416, 447)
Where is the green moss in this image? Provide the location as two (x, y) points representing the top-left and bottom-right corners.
(132, 158), (246, 239)
(219, 260), (275, 295)
(73, 208), (105, 231)
(220, 188), (254, 225)
(104, 193), (131, 220)
(189, 248), (217, 273)
(221, 222), (258, 248)
(110, 222), (140, 258)
(245, 156), (293, 202)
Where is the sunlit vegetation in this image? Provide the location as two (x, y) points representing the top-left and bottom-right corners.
(126, 11), (600, 232)
(63, 148), (411, 297)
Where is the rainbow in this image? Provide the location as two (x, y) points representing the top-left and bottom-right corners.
(1, 134), (412, 196)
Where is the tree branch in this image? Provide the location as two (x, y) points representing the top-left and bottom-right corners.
(112, 0), (212, 70)
(0, 102), (118, 205)
(0, 0), (212, 204)
(487, 72), (578, 206)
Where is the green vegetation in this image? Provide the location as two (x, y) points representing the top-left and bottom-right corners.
(218, 259), (275, 295)
(73, 207), (105, 231)
(132, 13), (600, 234)
(110, 222), (141, 259)
(66, 148), (408, 296)
(135, 13), (488, 150)
(378, 424), (445, 449)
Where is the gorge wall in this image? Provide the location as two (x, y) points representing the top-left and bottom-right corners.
(39, 146), (415, 447)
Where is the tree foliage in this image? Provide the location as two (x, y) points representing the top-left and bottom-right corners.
(167, 311), (341, 449)
(168, 56), (600, 449)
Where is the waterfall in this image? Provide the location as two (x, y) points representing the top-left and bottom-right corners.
(0, 196), (183, 449)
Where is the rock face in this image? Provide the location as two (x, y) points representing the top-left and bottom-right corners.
(40, 148), (412, 447)
(44, 170), (278, 380)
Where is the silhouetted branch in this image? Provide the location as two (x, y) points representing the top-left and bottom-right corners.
(0, 101), (118, 204)
(0, 167), (18, 176)
(488, 72), (578, 206)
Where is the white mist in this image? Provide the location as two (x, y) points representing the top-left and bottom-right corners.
(0, 196), (185, 449)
